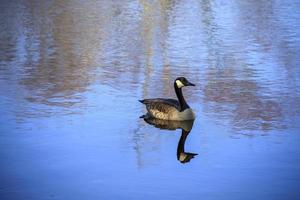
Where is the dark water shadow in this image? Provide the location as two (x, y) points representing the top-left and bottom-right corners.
(142, 118), (197, 164)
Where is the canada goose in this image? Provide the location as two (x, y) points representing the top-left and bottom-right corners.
(143, 118), (198, 163)
(139, 77), (196, 121)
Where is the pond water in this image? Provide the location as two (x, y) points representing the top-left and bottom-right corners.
(1, 0), (300, 199)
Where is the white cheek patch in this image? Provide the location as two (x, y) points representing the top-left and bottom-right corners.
(176, 80), (185, 88)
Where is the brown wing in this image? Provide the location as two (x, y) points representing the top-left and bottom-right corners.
(140, 98), (180, 111)
(139, 98), (181, 119)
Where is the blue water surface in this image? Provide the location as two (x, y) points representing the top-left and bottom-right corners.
(0, 0), (300, 199)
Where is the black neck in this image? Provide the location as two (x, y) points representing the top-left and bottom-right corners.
(177, 130), (189, 159)
(174, 83), (190, 111)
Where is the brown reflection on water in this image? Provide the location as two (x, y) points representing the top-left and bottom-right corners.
(0, 0), (299, 131)
(198, 0), (299, 131)
(139, 0), (176, 99)
(19, 0), (109, 107)
(204, 67), (283, 131)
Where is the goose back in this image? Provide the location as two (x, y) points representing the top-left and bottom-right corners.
(140, 98), (195, 120)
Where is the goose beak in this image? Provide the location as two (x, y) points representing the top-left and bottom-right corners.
(187, 82), (195, 86)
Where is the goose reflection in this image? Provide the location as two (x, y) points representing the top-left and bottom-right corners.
(142, 117), (198, 163)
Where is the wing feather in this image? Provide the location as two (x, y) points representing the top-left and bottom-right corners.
(140, 98), (180, 111)
(139, 98), (180, 119)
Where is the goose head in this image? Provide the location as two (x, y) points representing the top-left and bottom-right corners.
(175, 77), (195, 88)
